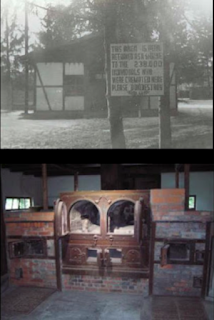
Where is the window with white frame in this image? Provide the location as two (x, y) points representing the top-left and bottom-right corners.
(5, 197), (32, 211)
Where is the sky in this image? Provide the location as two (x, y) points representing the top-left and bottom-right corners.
(1, 0), (213, 47)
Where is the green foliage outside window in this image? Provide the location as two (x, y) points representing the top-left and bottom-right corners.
(189, 196), (196, 209)
(5, 197), (31, 210)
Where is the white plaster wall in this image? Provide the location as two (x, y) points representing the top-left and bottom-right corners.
(65, 97), (84, 111)
(65, 63), (84, 75)
(36, 87), (63, 111)
(47, 176), (74, 207)
(1, 168), (43, 210)
(78, 175), (101, 191)
(36, 63), (63, 86)
(47, 175), (101, 207)
(161, 172), (214, 211)
(141, 97), (149, 109)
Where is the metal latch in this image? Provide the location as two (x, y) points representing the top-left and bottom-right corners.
(109, 235), (114, 246)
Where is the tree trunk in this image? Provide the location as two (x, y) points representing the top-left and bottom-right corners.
(104, 0), (126, 149)
(6, 9), (12, 110)
(159, 58), (172, 149)
(25, 0), (29, 114)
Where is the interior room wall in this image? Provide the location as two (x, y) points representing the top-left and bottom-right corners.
(1, 168), (43, 209)
(1, 168), (213, 212)
(47, 175), (101, 207)
(161, 172), (214, 211)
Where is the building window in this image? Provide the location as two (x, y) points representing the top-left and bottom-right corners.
(95, 74), (106, 80)
(5, 197), (31, 211)
(64, 75), (84, 96)
(188, 195), (196, 210)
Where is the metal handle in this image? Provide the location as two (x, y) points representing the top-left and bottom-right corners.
(93, 235), (98, 247)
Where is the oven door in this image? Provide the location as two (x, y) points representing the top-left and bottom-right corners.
(54, 199), (69, 237)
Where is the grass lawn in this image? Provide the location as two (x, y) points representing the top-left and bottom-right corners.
(1, 101), (213, 149)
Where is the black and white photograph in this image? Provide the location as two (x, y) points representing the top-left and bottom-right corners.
(1, 0), (213, 148)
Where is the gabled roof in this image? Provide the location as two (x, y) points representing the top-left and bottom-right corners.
(23, 32), (103, 63)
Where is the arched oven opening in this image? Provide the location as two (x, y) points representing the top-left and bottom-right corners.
(107, 200), (135, 235)
(69, 200), (100, 234)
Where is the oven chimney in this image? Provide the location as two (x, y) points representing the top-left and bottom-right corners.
(101, 164), (122, 190)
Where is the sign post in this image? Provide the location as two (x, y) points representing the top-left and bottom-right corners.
(110, 42), (172, 148)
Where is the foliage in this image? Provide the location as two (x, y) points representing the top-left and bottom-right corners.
(36, 1), (91, 49)
(1, 9), (25, 82)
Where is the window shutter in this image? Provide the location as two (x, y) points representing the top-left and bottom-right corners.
(161, 244), (170, 266)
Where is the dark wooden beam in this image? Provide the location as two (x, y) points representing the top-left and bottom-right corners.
(101, 164), (122, 190)
(42, 164), (48, 211)
(184, 164), (190, 211)
(0, 165), (8, 276)
(1, 164), (213, 177)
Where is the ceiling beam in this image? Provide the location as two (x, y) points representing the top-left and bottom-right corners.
(1, 164), (213, 177)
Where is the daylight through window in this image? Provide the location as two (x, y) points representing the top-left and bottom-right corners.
(5, 197), (31, 211)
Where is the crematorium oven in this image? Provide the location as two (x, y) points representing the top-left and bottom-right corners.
(55, 190), (151, 279)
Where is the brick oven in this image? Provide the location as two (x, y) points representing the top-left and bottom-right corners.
(4, 211), (56, 288)
(4, 188), (213, 297)
(56, 190), (151, 294)
(149, 189), (213, 297)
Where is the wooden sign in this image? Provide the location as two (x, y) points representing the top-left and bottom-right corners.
(111, 43), (164, 96)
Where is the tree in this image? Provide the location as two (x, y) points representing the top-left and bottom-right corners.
(1, 5), (25, 108)
(91, 0), (154, 148)
(179, 14), (213, 88)
(36, 1), (90, 49)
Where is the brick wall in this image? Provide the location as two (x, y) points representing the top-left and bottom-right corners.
(150, 189), (213, 297)
(63, 274), (149, 295)
(150, 189), (213, 223)
(153, 264), (203, 296)
(155, 222), (207, 239)
(4, 211), (56, 289)
(9, 259), (56, 288)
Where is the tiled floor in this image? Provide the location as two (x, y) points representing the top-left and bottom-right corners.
(151, 296), (210, 320)
(1, 286), (213, 320)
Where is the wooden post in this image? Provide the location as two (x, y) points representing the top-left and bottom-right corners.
(0, 165), (8, 276)
(159, 58), (171, 148)
(184, 164), (190, 210)
(104, 0), (126, 149)
(35, 64), (52, 111)
(74, 172), (78, 191)
(54, 200), (62, 291)
(25, 0), (29, 114)
(101, 164), (121, 190)
(149, 222), (156, 295)
(42, 164), (48, 211)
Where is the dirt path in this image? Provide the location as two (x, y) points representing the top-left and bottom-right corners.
(1, 101), (213, 149)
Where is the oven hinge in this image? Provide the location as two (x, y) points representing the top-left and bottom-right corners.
(92, 235), (98, 247)
(109, 235), (114, 246)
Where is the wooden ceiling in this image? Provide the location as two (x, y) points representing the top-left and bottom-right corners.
(1, 164), (213, 177)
